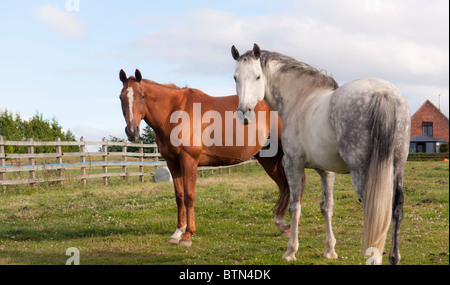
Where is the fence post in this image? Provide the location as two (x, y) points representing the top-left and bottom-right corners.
(0, 136), (5, 189)
(55, 137), (63, 185)
(28, 138), (36, 188)
(122, 139), (127, 182)
(102, 137), (108, 186)
(154, 145), (159, 162)
(153, 164), (159, 180)
(139, 141), (144, 183)
(80, 137), (87, 187)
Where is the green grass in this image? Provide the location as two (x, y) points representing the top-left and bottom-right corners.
(0, 161), (448, 265)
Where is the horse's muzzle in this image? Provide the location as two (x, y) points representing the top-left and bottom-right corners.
(236, 107), (255, 125)
(125, 125), (140, 142)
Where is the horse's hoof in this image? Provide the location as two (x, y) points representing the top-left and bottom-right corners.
(282, 249), (297, 261)
(168, 237), (180, 244)
(323, 251), (338, 259)
(179, 240), (192, 247)
(282, 252), (297, 261)
(281, 231), (290, 237)
(389, 252), (401, 265)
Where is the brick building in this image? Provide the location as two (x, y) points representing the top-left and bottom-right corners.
(409, 100), (449, 153)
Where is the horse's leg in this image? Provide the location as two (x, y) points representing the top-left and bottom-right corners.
(166, 161), (186, 244)
(279, 174), (305, 237)
(255, 152), (289, 234)
(389, 156), (407, 265)
(316, 169), (338, 259)
(178, 154), (198, 246)
(282, 156), (304, 261)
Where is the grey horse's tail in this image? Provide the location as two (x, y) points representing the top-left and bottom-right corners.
(363, 91), (396, 264)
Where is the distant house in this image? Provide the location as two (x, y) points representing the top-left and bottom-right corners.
(409, 100), (449, 153)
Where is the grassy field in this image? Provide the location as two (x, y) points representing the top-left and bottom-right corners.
(0, 161), (448, 265)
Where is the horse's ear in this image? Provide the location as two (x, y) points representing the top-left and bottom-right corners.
(135, 69), (142, 83)
(253, 43), (261, 59)
(231, 45), (240, 61)
(119, 69), (127, 83)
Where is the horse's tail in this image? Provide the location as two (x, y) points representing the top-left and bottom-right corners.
(363, 91), (396, 264)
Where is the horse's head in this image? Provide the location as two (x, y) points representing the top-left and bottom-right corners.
(231, 43), (265, 125)
(119, 69), (146, 142)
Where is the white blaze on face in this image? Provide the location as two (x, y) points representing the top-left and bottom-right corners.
(235, 58), (265, 112)
(126, 87), (134, 122)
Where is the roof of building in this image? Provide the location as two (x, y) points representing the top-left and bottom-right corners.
(411, 100), (449, 122)
(410, 134), (447, 143)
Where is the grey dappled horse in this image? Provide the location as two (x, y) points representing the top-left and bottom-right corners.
(231, 44), (410, 265)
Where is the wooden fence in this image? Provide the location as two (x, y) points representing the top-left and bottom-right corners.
(0, 136), (257, 188)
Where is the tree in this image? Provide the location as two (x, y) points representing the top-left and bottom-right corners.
(141, 125), (155, 145)
(0, 110), (22, 153)
(0, 109), (79, 153)
(439, 141), (448, 153)
(0, 109), (21, 140)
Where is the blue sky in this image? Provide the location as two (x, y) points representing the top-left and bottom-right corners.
(1, 0), (448, 143)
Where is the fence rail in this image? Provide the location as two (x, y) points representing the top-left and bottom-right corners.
(0, 136), (257, 188)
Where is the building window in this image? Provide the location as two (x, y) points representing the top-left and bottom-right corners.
(422, 122), (433, 137)
(426, 142), (436, 153)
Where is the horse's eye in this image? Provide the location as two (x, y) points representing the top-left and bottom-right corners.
(256, 76), (261, 80)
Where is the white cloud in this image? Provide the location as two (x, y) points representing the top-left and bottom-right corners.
(395, 83), (449, 116)
(133, 8), (240, 76)
(133, 3), (448, 80)
(34, 4), (87, 38)
(304, 0), (449, 48)
(131, 1), (448, 116)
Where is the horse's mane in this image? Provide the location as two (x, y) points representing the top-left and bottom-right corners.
(240, 50), (339, 90)
(127, 76), (184, 90)
(140, 78), (185, 90)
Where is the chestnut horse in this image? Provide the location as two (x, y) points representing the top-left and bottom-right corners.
(119, 69), (304, 246)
